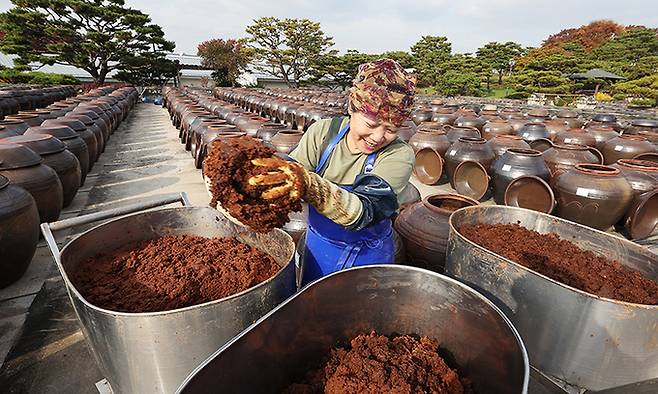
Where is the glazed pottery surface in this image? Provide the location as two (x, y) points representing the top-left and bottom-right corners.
(543, 143), (600, 179)
(491, 148), (550, 204)
(602, 135), (656, 165)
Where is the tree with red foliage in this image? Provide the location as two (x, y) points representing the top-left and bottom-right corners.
(543, 20), (625, 52)
(197, 38), (253, 87)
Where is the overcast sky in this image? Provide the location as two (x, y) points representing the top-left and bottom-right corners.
(2, 0), (658, 54)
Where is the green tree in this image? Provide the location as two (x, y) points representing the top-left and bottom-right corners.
(0, 0), (175, 84)
(436, 71), (482, 97)
(594, 27), (658, 64)
(379, 51), (414, 68)
(507, 70), (574, 94)
(245, 17), (335, 88)
(410, 35), (452, 87)
(613, 74), (658, 100)
(476, 41), (525, 88)
(308, 50), (376, 89)
(114, 54), (179, 87)
(197, 38), (253, 87)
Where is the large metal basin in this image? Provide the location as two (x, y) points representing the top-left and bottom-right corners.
(445, 205), (658, 391)
(177, 265), (529, 393)
(41, 194), (296, 394)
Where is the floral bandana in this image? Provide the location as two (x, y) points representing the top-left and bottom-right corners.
(349, 58), (416, 127)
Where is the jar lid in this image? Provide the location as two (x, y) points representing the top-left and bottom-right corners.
(42, 118), (86, 132)
(0, 144), (42, 169)
(70, 109), (99, 120)
(25, 125), (78, 141)
(64, 113), (94, 126)
(0, 134), (65, 155)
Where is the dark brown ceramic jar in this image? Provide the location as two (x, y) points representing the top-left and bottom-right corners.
(64, 113), (105, 156)
(542, 143), (601, 178)
(431, 111), (458, 125)
(0, 120), (29, 135)
(411, 108), (433, 125)
(0, 135), (81, 207)
(0, 144), (63, 223)
(396, 122), (416, 142)
(444, 125), (481, 144)
(542, 119), (570, 141)
(454, 115), (486, 131)
(554, 128), (597, 148)
(625, 119), (658, 135)
(408, 129), (451, 156)
(0, 174), (40, 288)
(481, 120), (513, 140)
(5, 113), (42, 128)
(554, 164), (633, 230)
(24, 125), (89, 186)
(556, 110), (584, 128)
(444, 137), (495, 185)
(270, 130), (304, 154)
(517, 122), (550, 142)
(397, 183), (421, 212)
(602, 135), (656, 165)
(584, 124), (619, 150)
(69, 109), (109, 144)
(491, 148), (550, 204)
(611, 159), (658, 196)
(486, 135), (531, 159)
(394, 193), (479, 273)
(77, 103), (113, 136)
(0, 126), (19, 139)
(256, 122), (287, 142)
(587, 113), (622, 132)
(507, 116), (529, 132)
(43, 118), (98, 168)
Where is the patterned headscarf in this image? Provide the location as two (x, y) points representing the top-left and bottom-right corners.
(349, 58), (416, 127)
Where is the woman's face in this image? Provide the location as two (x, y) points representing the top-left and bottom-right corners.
(347, 111), (399, 154)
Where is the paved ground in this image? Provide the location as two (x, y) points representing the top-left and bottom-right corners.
(0, 103), (209, 393)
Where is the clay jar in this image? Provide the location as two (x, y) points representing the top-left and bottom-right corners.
(0, 144), (63, 223)
(454, 115), (486, 131)
(431, 110), (458, 126)
(444, 137), (495, 186)
(70, 109), (110, 145)
(585, 124), (619, 150)
(554, 164), (633, 231)
(556, 110), (584, 129)
(5, 113), (42, 128)
(487, 135), (531, 159)
(542, 143), (601, 179)
(0, 119), (29, 135)
(64, 113), (105, 156)
(554, 128), (597, 148)
(270, 130), (304, 154)
(588, 113), (622, 132)
(394, 193), (479, 273)
(255, 122), (286, 142)
(517, 123), (550, 142)
(602, 135), (656, 165)
(43, 118), (98, 169)
(444, 125), (481, 144)
(482, 120), (513, 140)
(24, 125), (90, 186)
(396, 122), (416, 142)
(0, 134), (81, 207)
(411, 108), (433, 125)
(626, 119), (658, 135)
(408, 128), (450, 156)
(611, 159), (658, 196)
(542, 119), (570, 141)
(491, 148), (550, 204)
(0, 174), (40, 288)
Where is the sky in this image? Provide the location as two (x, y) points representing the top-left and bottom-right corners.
(2, 0), (658, 55)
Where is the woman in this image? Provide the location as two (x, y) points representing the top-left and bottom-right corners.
(250, 58), (416, 285)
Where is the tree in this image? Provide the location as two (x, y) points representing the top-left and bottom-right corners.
(114, 54), (179, 87)
(410, 35), (452, 87)
(379, 51), (414, 68)
(436, 70), (482, 97)
(593, 27), (658, 64)
(197, 38), (253, 87)
(543, 20), (625, 52)
(614, 74), (658, 100)
(245, 17), (335, 88)
(476, 41), (525, 88)
(0, 0), (175, 84)
(507, 70), (573, 94)
(308, 50), (376, 89)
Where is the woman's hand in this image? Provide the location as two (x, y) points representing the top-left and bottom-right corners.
(248, 157), (306, 200)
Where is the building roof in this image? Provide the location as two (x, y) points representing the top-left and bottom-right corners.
(0, 53), (119, 81)
(569, 68), (626, 80)
(165, 53), (210, 69)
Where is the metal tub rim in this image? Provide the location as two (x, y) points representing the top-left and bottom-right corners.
(448, 205), (658, 309)
(177, 264), (531, 393)
(57, 205), (296, 317)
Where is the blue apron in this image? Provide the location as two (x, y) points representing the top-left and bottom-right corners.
(301, 122), (394, 286)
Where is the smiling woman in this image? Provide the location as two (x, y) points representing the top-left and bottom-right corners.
(281, 58), (417, 285)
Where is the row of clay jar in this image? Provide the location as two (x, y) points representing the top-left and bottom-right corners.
(0, 86), (139, 289)
(0, 85), (77, 118)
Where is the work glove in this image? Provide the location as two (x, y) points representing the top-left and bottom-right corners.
(249, 157), (364, 227)
(204, 175), (247, 227)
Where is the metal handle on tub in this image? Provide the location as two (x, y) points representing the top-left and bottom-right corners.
(41, 192), (191, 261)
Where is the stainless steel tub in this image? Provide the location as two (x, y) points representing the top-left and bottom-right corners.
(41, 193), (296, 394)
(176, 265), (529, 393)
(445, 205), (658, 391)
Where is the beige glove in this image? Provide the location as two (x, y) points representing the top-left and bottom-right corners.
(249, 158), (364, 227)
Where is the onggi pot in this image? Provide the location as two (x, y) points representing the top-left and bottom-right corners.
(0, 174), (40, 288)
(554, 163), (634, 230)
(491, 148), (550, 204)
(25, 125), (90, 186)
(444, 137), (495, 187)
